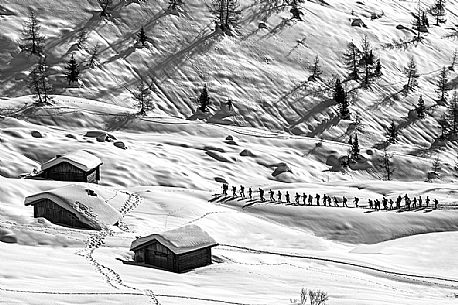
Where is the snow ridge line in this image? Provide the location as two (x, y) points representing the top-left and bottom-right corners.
(75, 192), (161, 305)
(0, 287), (266, 305)
(219, 244), (458, 289)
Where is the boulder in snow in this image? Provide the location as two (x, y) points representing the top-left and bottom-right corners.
(214, 177), (228, 184)
(351, 18), (367, 28)
(240, 149), (255, 157)
(272, 162), (292, 177)
(31, 130), (43, 138)
(84, 131), (117, 142)
(206, 150), (233, 163)
(114, 141), (127, 149)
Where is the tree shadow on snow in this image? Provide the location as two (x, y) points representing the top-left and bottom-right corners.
(152, 29), (222, 76)
(104, 112), (138, 131)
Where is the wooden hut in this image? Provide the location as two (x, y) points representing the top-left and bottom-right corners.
(130, 225), (218, 273)
(24, 184), (122, 230)
(36, 150), (102, 183)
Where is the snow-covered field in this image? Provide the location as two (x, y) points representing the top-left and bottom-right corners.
(1, 97), (458, 305)
(1, 0), (458, 304)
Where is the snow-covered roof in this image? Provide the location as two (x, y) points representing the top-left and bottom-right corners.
(130, 225), (218, 254)
(24, 184), (122, 230)
(41, 150), (102, 172)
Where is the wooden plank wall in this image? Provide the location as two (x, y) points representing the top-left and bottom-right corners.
(33, 199), (93, 229)
(42, 162), (87, 182)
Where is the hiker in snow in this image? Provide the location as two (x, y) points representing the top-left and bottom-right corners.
(342, 196), (348, 207)
(248, 187), (253, 200)
(232, 186), (237, 197)
(325, 194), (330, 206)
(369, 199), (373, 209)
(333, 196), (339, 207)
(389, 199), (394, 210)
(327, 196), (331, 206)
(413, 197), (417, 209)
(269, 189), (274, 201)
(315, 193), (320, 206)
(240, 185), (245, 198)
(434, 199), (438, 209)
(396, 196), (402, 209)
(382, 196), (388, 210)
(404, 194), (409, 205)
(308, 194), (313, 205)
(222, 183), (228, 195)
(285, 191), (291, 204)
(406, 198), (411, 210)
(426, 196), (430, 207)
(353, 197), (360, 208)
(277, 190), (282, 203)
(302, 193), (307, 205)
(259, 188), (265, 202)
(374, 199), (380, 210)
(295, 192), (300, 205)
(418, 196), (422, 207)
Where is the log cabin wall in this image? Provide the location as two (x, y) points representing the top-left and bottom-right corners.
(144, 241), (176, 271)
(176, 247), (212, 273)
(33, 198), (92, 229)
(42, 162), (87, 182)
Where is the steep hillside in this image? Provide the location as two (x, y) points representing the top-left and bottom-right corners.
(0, 0), (458, 180)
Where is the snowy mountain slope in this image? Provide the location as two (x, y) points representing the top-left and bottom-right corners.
(1, 0), (458, 304)
(0, 0), (457, 143)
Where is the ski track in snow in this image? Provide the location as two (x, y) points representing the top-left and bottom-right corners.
(218, 244), (458, 290)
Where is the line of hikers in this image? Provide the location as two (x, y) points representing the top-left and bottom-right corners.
(221, 184), (440, 210)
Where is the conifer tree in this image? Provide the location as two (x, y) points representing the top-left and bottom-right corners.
(449, 49), (457, 71)
(198, 84), (210, 112)
(137, 27), (148, 47)
(65, 54), (80, 85)
(438, 114), (449, 139)
(360, 36), (375, 87)
(29, 56), (52, 104)
(431, 155), (441, 176)
(350, 134), (360, 161)
(343, 41), (360, 80)
(290, 0), (303, 20)
(380, 147), (395, 181)
(446, 96), (458, 136)
(20, 9), (45, 55)
(386, 121), (398, 143)
(430, 0), (446, 26)
(412, 3), (428, 41)
(76, 30), (88, 50)
(211, 0), (241, 34)
(403, 56), (419, 93)
(309, 55), (322, 81)
(87, 45), (100, 68)
(131, 80), (152, 115)
(334, 78), (350, 119)
(416, 95), (426, 119)
(435, 67), (449, 105)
